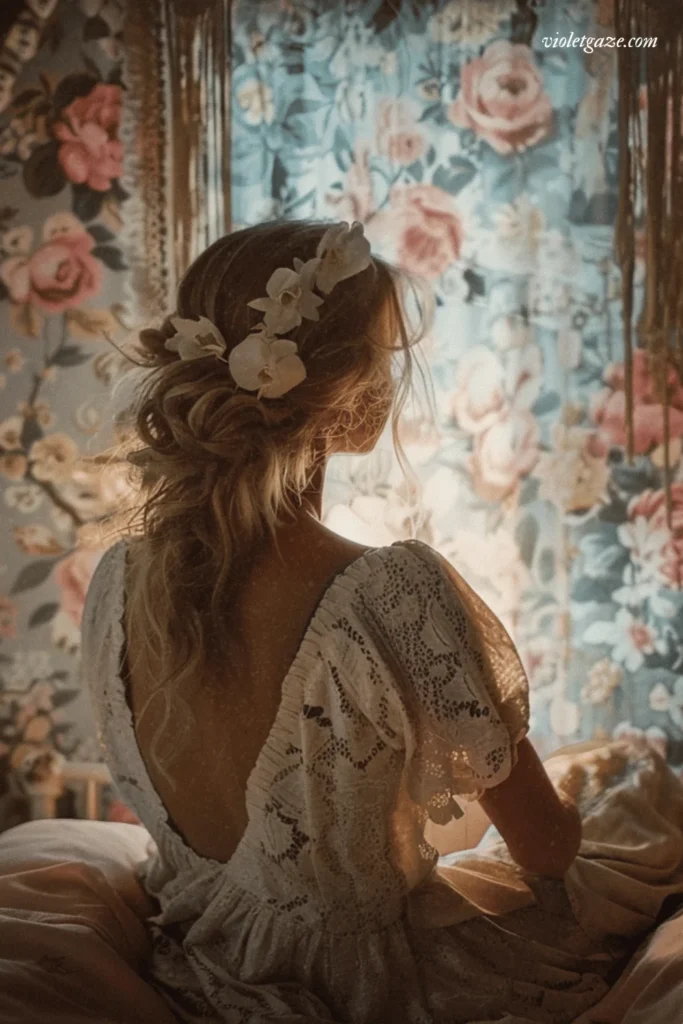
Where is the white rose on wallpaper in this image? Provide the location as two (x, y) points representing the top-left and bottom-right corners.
(450, 346), (506, 435)
(395, 414), (442, 465)
(584, 609), (667, 673)
(471, 411), (540, 504)
(323, 487), (434, 549)
(418, 466), (462, 522)
(441, 527), (530, 628)
(448, 339), (543, 502)
(616, 489), (683, 592)
(477, 197), (546, 274)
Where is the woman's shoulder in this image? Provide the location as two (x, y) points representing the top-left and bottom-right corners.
(300, 524), (436, 592)
(82, 536), (130, 628)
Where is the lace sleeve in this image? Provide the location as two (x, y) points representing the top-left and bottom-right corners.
(357, 540), (530, 828)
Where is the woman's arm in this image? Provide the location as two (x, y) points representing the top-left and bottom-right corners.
(477, 737), (582, 879)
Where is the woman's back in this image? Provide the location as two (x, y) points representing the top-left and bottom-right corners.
(123, 517), (373, 863)
(82, 528), (683, 1024)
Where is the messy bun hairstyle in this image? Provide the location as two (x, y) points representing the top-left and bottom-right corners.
(91, 219), (433, 781)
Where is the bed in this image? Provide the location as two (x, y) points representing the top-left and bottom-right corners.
(1, 749), (682, 1024)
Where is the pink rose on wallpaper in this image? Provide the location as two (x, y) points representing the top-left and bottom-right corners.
(451, 346), (506, 434)
(471, 410), (540, 502)
(0, 220), (102, 314)
(449, 40), (553, 155)
(373, 184), (463, 279)
(465, 343), (543, 502)
(375, 98), (426, 167)
(53, 548), (101, 629)
(622, 485), (683, 589)
(591, 348), (683, 455)
(54, 83), (123, 192)
(326, 141), (374, 223)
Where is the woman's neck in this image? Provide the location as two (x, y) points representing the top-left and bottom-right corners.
(297, 458), (326, 521)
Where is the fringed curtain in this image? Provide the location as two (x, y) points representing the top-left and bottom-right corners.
(122, 0), (232, 319)
(614, 0), (683, 524)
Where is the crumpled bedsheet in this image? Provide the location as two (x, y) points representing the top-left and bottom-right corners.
(1, 744), (683, 1024)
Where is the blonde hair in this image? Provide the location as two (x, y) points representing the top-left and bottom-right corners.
(89, 219), (434, 781)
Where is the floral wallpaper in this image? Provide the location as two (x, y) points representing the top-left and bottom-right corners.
(231, 0), (683, 769)
(1, 0), (682, 832)
(0, 0), (128, 824)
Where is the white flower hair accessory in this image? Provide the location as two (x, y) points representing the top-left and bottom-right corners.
(165, 316), (228, 362)
(163, 221), (372, 400)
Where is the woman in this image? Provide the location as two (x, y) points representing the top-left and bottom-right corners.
(81, 219), (683, 1023)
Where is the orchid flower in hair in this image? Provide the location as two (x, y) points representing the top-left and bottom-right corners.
(246, 257), (323, 334)
(228, 326), (306, 400)
(314, 220), (372, 294)
(163, 221), (372, 402)
(164, 316), (228, 362)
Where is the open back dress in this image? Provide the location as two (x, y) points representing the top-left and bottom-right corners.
(81, 536), (683, 1024)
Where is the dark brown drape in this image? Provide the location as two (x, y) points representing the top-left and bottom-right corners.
(122, 0), (232, 319)
(614, 0), (683, 523)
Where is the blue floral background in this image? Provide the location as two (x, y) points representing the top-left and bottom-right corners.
(230, 0), (683, 766)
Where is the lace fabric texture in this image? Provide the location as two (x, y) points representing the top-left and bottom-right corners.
(80, 537), (683, 1023)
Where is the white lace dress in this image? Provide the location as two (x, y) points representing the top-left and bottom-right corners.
(81, 537), (683, 1024)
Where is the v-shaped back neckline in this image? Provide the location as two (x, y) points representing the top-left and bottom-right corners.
(109, 535), (410, 870)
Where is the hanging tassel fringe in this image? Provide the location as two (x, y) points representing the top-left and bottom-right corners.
(614, 0), (683, 535)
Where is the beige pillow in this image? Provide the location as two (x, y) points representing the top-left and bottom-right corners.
(0, 819), (177, 1024)
(0, 818), (157, 920)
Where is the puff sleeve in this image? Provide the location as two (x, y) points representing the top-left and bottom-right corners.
(352, 539), (530, 827)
